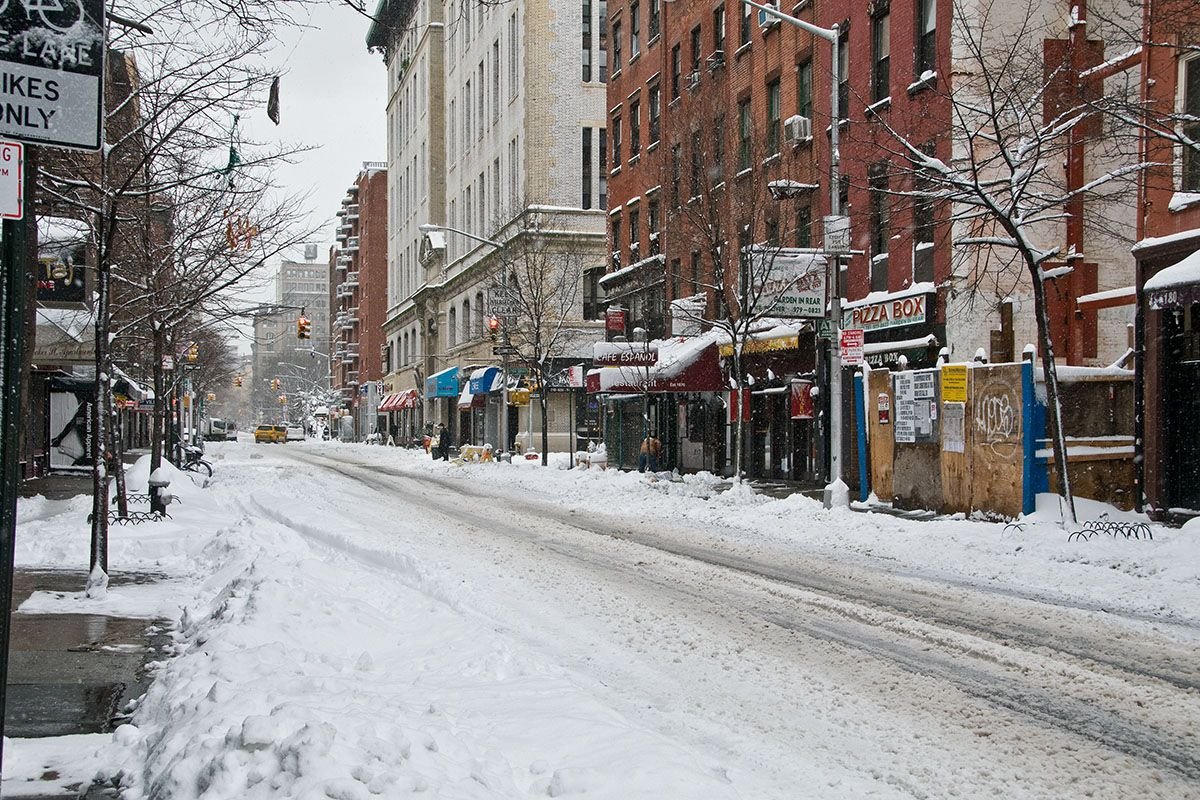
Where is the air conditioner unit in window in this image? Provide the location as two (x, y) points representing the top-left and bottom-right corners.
(707, 50), (725, 70)
(688, 69), (701, 89)
(784, 115), (813, 144)
(758, 5), (780, 28)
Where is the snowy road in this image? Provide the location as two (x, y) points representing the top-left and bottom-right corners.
(14, 442), (1198, 798)
(264, 445), (1200, 799)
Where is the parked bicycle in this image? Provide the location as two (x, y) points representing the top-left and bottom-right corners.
(181, 444), (212, 477)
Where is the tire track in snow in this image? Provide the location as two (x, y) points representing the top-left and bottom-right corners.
(283, 449), (1200, 785)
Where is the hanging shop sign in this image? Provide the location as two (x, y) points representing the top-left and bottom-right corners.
(790, 380), (815, 420)
(605, 308), (627, 333)
(843, 293), (929, 332)
(751, 248), (828, 319)
(595, 346), (657, 367)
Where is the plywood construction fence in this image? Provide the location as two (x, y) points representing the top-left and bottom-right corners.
(860, 361), (1136, 518)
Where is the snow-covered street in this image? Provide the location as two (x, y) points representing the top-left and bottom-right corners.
(6, 440), (1200, 799)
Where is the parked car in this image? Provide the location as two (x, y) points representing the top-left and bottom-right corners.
(285, 425), (305, 441)
(254, 424), (287, 444)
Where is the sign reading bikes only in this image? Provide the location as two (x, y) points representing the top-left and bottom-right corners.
(0, 0), (105, 150)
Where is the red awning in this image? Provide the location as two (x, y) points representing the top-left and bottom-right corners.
(588, 341), (723, 394)
(381, 389), (418, 412)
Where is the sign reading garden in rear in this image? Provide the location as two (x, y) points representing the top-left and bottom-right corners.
(0, 0), (105, 150)
(753, 249), (828, 319)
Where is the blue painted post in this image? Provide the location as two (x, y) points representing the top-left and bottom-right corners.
(1021, 358), (1035, 515)
(855, 372), (869, 503)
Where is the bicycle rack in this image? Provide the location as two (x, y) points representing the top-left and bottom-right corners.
(1067, 518), (1153, 542)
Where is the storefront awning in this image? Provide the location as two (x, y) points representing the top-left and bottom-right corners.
(469, 366), (502, 394)
(587, 337), (723, 394)
(380, 389), (418, 412)
(1145, 249), (1200, 309)
(425, 366), (460, 398)
(457, 383), (486, 409)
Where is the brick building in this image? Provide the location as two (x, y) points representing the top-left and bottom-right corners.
(602, 0), (1152, 482)
(330, 163), (388, 439)
(1129, 0), (1200, 519)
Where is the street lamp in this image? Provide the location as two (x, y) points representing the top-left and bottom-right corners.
(741, 0), (848, 508)
(418, 223), (513, 458)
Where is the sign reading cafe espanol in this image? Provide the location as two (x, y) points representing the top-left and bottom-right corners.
(0, 0), (106, 150)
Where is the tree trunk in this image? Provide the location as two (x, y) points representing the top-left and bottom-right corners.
(88, 253), (111, 591)
(731, 349), (745, 482)
(150, 327), (164, 474)
(1029, 265), (1078, 526)
(111, 406), (128, 520)
(539, 379), (549, 466)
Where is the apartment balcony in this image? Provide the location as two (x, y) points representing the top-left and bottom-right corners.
(345, 236), (359, 251)
(340, 314), (355, 330)
(337, 223), (352, 235)
(345, 307), (360, 325)
(346, 204), (359, 220)
(344, 271), (359, 287)
(346, 371), (360, 385)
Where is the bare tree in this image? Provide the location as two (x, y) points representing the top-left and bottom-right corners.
(36, 0), (316, 592)
(490, 207), (595, 463)
(658, 86), (812, 480)
(863, 0), (1148, 524)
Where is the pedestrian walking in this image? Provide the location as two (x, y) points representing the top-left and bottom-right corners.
(639, 433), (662, 473)
(437, 423), (451, 461)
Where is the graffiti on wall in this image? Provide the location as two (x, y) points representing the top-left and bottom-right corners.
(974, 376), (1021, 459)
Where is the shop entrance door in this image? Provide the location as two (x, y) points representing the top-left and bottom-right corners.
(1165, 303), (1200, 512)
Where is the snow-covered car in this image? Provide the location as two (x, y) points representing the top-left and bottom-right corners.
(285, 425), (305, 442)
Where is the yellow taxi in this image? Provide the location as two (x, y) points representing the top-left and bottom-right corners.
(254, 424), (287, 443)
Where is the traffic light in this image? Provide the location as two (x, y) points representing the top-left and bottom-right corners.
(234, 376), (243, 388)
(187, 342), (199, 362)
(271, 378), (280, 391)
(487, 315), (501, 339)
(206, 392), (216, 402)
(297, 316), (311, 339)
(278, 394), (287, 405)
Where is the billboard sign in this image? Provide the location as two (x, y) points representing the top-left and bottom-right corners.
(0, 0), (106, 150)
(752, 248), (828, 319)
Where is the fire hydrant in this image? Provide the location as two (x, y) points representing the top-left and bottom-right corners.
(149, 468), (172, 517)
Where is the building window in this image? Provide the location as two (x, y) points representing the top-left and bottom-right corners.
(690, 130), (702, 198)
(838, 30), (850, 121)
(691, 251), (701, 295)
(582, 0), (592, 81)
(795, 203), (812, 248)
(612, 20), (622, 72)
(670, 257), (681, 299)
(598, 2), (609, 82)
(740, 0), (751, 46)
(583, 127), (593, 208)
(649, 83), (661, 144)
(671, 143), (682, 207)
(869, 162), (890, 293)
(583, 267), (604, 320)
(671, 44), (681, 99)
(475, 292), (485, 335)
(649, 0), (660, 40)
(767, 79), (781, 154)
(690, 25), (701, 75)
(630, 99), (641, 156)
(463, 298), (472, 339)
(713, 6), (725, 56)
(917, 0), (936, 75)
(797, 60), (813, 119)
(1184, 58), (1200, 191)
(873, 11), (890, 103)
(737, 98), (751, 171)
(913, 141), (936, 282)
(629, 207), (640, 259)
(766, 218), (780, 247)
(611, 215), (622, 268)
(448, 307), (458, 348)
(648, 198), (660, 254)
(713, 114), (724, 169)
(630, 2), (640, 57)
(611, 114), (622, 164)
(599, 128), (608, 207)
(493, 40), (501, 121)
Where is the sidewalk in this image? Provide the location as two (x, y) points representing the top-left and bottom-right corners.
(5, 454), (169, 798)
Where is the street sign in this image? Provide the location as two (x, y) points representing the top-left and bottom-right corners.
(816, 319), (835, 340)
(488, 286), (521, 317)
(0, 141), (22, 218)
(0, 0), (106, 150)
(840, 328), (864, 365)
(493, 345), (518, 355)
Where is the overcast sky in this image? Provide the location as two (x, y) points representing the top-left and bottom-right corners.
(234, 3), (387, 350)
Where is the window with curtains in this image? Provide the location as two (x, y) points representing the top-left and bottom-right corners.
(872, 10), (890, 102)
